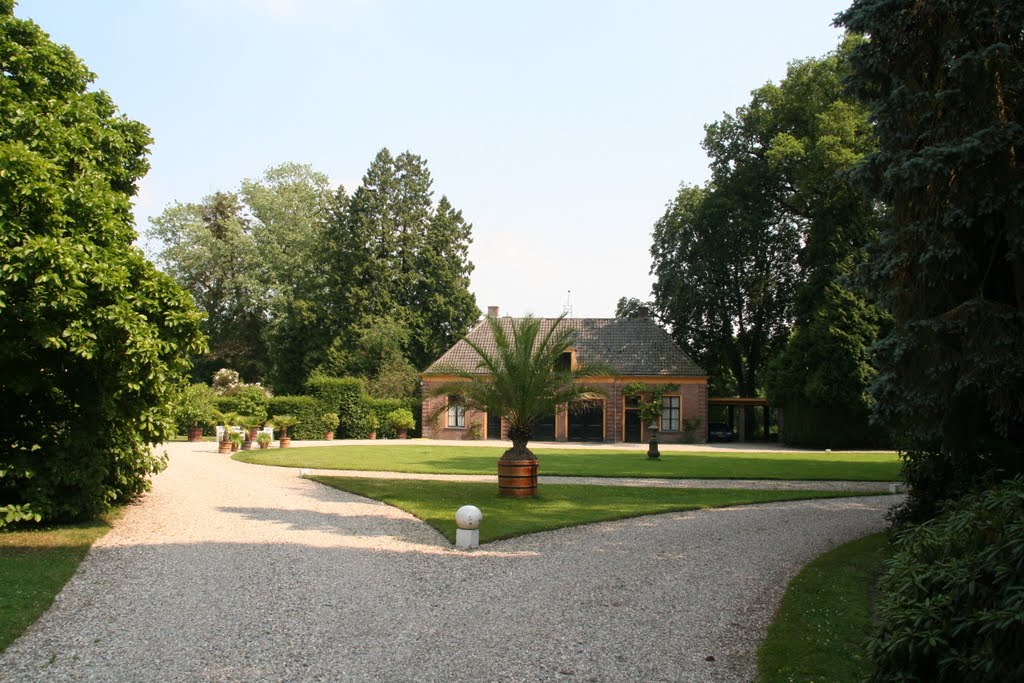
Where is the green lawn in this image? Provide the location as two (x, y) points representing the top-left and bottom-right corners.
(239, 444), (900, 481)
(310, 476), (875, 544)
(758, 531), (890, 682)
(0, 516), (116, 652)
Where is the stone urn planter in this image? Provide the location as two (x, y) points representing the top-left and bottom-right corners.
(497, 459), (538, 498)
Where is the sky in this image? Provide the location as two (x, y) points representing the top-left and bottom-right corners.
(17, 0), (851, 318)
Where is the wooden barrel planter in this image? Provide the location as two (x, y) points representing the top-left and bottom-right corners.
(497, 459), (538, 498)
(279, 436), (291, 448)
(218, 440), (232, 454)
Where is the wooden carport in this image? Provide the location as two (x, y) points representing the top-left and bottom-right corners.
(707, 397), (780, 442)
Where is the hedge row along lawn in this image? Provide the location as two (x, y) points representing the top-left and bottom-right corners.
(757, 532), (891, 682)
(239, 445), (900, 481)
(308, 476), (876, 544)
(0, 515), (117, 653)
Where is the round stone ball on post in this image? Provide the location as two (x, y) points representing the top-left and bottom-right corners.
(455, 505), (482, 549)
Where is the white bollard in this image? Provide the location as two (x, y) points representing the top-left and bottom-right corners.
(455, 505), (482, 549)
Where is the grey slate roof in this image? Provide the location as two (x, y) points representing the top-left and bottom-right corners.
(423, 317), (706, 377)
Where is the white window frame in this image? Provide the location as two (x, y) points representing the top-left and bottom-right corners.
(447, 396), (466, 428)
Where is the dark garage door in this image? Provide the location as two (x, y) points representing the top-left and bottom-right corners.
(531, 413), (556, 441)
(568, 401), (604, 442)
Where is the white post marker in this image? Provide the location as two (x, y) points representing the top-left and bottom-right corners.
(455, 505), (482, 549)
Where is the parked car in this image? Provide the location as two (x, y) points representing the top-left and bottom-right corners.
(708, 422), (736, 442)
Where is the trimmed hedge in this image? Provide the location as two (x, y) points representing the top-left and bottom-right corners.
(306, 375), (368, 439)
(267, 395), (319, 440)
(365, 397), (420, 438)
(780, 402), (888, 450)
(868, 476), (1024, 681)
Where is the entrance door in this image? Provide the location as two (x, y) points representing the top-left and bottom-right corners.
(568, 401), (604, 442)
(624, 397), (642, 443)
(487, 412), (502, 440)
(531, 413), (556, 441)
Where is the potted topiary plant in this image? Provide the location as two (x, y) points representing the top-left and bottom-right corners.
(271, 415), (298, 448)
(238, 415), (263, 449)
(177, 383), (216, 442)
(216, 411), (240, 454)
(321, 412), (339, 441)
(367, 414), (380, 440)
(386, 408), (416, 439)
(257, 431), (272, 449)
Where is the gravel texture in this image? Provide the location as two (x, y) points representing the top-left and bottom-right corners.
(0, 443), (899, 682)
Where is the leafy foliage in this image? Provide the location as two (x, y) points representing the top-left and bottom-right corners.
(428, 315), (610, 461)
(173, 383), (218, 431)
(323, 149), (479, 373)
(384, 408), (416, 432)
(149, 149), (478, 394)
(148, 192), (268, 382)
(614, 297), (656, 320)
(305, 375), (368, 439)
(266, 396), (317, 439)
(652, 39), (883, 425)
(838, 0), (1024, 521)
(0, 6), (205, 523)
(868, 478), (1024, 681)
(767, 284), (889, 448)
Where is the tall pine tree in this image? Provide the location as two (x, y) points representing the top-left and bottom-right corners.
(839, 0), (1024, 522)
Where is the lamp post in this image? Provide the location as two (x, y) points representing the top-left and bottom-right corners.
(647, 420), (660, 459)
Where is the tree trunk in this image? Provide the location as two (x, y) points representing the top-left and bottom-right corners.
(500, 424), (536, 461)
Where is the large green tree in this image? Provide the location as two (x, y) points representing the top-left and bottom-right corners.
(148, 162), (338, 390)
(652, 39), (883, 434)
(0, 3), (205, 524)
(148, 191), (268, 381)
(838, 0), (1024, 522)
(324, 148), (479, 373)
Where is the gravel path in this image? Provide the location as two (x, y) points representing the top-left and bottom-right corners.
(0, 443), (900, 683)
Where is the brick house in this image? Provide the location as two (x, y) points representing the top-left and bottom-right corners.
(420, 309), (709, 444)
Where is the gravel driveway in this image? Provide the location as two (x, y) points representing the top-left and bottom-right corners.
(0, 443), (899, 682)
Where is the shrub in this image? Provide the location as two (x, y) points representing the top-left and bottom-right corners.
(868, 477), (1024, 681)
(307, 376), (368, 439)
(233, 385), (270, 423)
(268, 395), (319, 439)
(364, 397), (421, 438)
(173, 383), (217, 432)
(385, 408), (416, 433)
(779, 402), (889, 450)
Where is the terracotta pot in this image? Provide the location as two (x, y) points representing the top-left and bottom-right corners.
(368, 432), (377, 440)
(187, 427), (204, 442)
(497, 459), (538, 498)
(218, 440), (232, 454)
(323, 432), (334, 441)
(279, 436), (291, 448)
(397, 429), (408, 439)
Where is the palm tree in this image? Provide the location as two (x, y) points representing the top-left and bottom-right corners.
(429, 314), (610, 463)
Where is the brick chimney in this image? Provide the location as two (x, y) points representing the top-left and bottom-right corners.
(487, 306), (499, 318)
